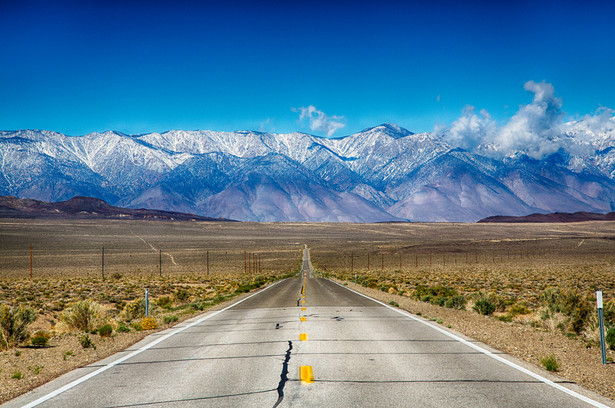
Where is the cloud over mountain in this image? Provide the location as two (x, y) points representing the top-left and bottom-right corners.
(442, 81), (615, 160)
(293, 105), (346, 137)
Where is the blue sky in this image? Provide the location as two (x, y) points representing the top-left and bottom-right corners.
(1, 0), (614, 137)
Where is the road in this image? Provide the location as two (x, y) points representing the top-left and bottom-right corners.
(4, 247), (611, 407)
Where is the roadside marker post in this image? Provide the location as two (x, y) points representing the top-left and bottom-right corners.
(597, 290), (607, 365)
(145, 288), (149, 318)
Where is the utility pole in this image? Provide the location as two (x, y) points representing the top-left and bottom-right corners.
(159, 249), (162, 277)
(30, 244), (33, 280)
(244, 251), (247, 274)
(351, 252), (354, 273)
(367, 253), (370, 271)
(206, 250), (210, 276)
(381, 253), (384, 271)
(399, 253), (402, 270)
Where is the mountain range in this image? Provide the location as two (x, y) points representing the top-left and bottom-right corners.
(1, 122), (615, 222)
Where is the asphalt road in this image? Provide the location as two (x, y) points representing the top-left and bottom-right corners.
(4, 248), (612, 407)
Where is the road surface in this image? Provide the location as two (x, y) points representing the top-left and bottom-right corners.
(3, 247), (611, 407)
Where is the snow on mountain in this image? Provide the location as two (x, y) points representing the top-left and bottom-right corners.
(2, 121), (615, 222)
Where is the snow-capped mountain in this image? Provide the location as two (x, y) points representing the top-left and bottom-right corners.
(1, 123), (615, 222)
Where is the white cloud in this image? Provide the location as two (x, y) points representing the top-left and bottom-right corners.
(444, 105), (496, 151)
(259, 118), (275, 133)
(292, 105), (346, 137)
(494, 80), (564, 159)
(561, 107), (615, 155)
(442, 80), (573, 159)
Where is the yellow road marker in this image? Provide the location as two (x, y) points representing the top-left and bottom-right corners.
(301, 307), (306, 311)
(300, 366), (314, 384)
(302, 300), (306, 304)
(300, 316), (306, 321)
(299, 333), (308, 341)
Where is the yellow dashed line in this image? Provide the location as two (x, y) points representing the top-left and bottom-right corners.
(300, 316), (306, 321)
(301, 307), (306, 311)
(300, 366), (314, 385)
(300, 333), (308, 341)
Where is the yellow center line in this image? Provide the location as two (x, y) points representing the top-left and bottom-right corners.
(299, 333), (308, 341)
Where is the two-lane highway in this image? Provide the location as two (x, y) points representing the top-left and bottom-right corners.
(3, 248), (611, 407)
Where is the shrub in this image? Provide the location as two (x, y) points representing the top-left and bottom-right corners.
(235, 283), (254, 294)
(508, 302), (531, 316)
(0, 305), (37, 350)
(163, 315), (179, 324)
(606, 327), (615, 351)
(473, 298), (496, 315)
(156, 296), (173, 309)
(116, 323), (130, 333)
(389, 301), (399, 307)
(124, 299), (146, 321)
(540, 354), (559, 372)
(12, 371), (22, 379)
(540, 288), (593, 335)
(140, 317), (158, 330)
(79, 333), (95, 349)
(414, 286), (466, 310)
(175, 289), (190, 302)
(445, 295), (467, 310)
(98, 324), (113, 337)
(28, 365), (43, 374)
(61, 300), (100, 332)
(31, 330), (51, 348)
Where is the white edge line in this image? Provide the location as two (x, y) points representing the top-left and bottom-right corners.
(330, 279), (611, 408)
(19, 280), (284, 408)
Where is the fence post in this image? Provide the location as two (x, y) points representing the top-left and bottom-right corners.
(102, 246), (105, 281)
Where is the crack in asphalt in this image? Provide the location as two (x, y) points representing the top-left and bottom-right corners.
(272, 340), (293, 408)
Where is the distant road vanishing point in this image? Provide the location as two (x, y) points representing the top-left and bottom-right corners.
(3, 248), (611, 408)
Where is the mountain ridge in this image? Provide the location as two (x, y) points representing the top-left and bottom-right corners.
(2, 122), (615, 222)
(478, 211), (615, 223)
(0, 195), (233, 222)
